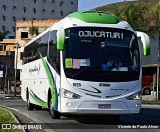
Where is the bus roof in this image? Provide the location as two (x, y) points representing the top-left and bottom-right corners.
(67, 11), (120, 24)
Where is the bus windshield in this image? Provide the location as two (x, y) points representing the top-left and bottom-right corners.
(63, 27), (140, 82)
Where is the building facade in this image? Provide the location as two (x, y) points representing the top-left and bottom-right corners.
(16, 19), (59, 69)
(0, 0), (78, 92)
(0, 38), (15, 91)
(0, 0), (78, 35)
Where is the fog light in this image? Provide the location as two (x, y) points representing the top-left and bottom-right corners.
(135, 104), (138, 107)
(66, 102), (71, 107)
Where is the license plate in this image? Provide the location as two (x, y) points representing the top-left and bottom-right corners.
(98, 104), (111, 109)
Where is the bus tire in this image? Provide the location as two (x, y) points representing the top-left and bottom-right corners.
(49, 98), (61, 119)
(35, 105), (42, 110)
(27, 90), (35, 110)
(143, 88), (151, 95)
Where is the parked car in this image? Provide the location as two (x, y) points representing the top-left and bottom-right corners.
(142, 76), (153, 95)
(10, 80), (21, 94)
(142, 75), (160, 95)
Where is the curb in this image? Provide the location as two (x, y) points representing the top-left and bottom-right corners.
(142, 102), (160, 105)
(7, 107), (52, 132)
(1, 106), (25, 132)
(0, 95), (21, 100)
(6, 107), (20, 123)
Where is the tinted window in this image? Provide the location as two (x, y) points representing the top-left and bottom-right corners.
(63, 27), (140, 82)
(21, 32), (28, 38)
(47, 30), (60, 74)
(23, 32), (49, 64)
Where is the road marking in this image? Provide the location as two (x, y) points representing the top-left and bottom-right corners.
(7, 107), (19, 112)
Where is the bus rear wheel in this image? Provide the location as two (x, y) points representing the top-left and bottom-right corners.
(49, 98), (61, 119)
(35, 105), (42, 110)
(27, 90), (35, 110)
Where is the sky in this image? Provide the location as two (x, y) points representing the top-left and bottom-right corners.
(78, 0), (131, 11)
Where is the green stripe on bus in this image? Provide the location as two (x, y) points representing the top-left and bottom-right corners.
(39, 52), (56, 108)
(29, 92), (48, 108)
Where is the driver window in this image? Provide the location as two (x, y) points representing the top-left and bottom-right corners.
(132, 50), (138, 66)
(131, 38), (139, 70)
(48, 30), (60, 74)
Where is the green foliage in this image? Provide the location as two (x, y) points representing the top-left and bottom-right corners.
(95, 0), (160, 38)
(0, 107), (22, 132)
(148, 3), (160, 38)
(0, 107), (16, 123)
(29, 26), (39, 36)
(120, 2), (149, 31)
(0, 30), (10, 41)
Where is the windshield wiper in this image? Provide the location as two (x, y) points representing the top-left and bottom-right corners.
(105, 44), (131, 48)
(71, 66), (101, 78)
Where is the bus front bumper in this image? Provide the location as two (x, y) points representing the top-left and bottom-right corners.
(60, 100), (141, 115)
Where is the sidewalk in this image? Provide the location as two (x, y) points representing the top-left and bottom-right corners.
(0, 94), (21, 100)
(142, 95), (160, 105)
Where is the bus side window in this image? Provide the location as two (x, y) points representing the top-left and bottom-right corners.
(23, 50), (27, 64)
(48, 30), (60, 74)
(131, 39), (139, 67)
(38, 33), (49, 57)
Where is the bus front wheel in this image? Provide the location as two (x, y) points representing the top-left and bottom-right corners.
(49, 98), (61, 119)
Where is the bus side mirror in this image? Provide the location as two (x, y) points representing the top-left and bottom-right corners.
(136, 31), (151, 56)
(57, 27), (65, 51)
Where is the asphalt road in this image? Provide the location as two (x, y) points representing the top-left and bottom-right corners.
(0, 98), (160, 132)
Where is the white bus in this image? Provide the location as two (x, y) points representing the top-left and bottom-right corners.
(21, 11), (150, 120)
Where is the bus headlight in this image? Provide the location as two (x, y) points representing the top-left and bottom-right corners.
(126, 91), (142, 100)
(62, 89), (82, 99)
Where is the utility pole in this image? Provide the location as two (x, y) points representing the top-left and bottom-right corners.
(14, 42), (21, 97)
(4, 64), (7, 94)
(157, 37), (160, 100)
(157, 64), (159, 100)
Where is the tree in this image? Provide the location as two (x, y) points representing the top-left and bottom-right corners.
(29, 26), (39, 36)
(95, 0), (159, 37)
(118, 2), (149, 31)
(0, 30), (10, 41)
(148, 3), (160, 38)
